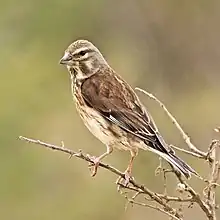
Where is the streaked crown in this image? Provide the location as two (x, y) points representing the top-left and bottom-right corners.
(59, 40), (108, 79)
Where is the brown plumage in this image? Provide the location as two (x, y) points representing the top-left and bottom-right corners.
(59, 39), (198, 180)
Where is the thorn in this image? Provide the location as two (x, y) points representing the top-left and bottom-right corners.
(214, 127), (220, 133)
(155, 157), (163, 176)
(68, 151), (81, 159)
(61, 141), (65, 148)
(176, 183), (186, 193)
(132, 191), (141, 200)
(188, 202), (194, 208)
(68, 153), (74, 159)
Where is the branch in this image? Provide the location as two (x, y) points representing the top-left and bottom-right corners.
(135, 87), (220, 220)
(170, 144), (205, 159)
(175, 172), (213, 219)
(125, 196), (181, 220)
(19, 136), (182, 220)
(204, 140), (220, 220)
(135, 88), (208, 159)
(155, 194), (193, 203)
(19, 89), (219, 220)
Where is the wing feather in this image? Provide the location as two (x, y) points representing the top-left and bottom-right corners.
(81, 71), (169, 154)
(78, 70), (199, 178)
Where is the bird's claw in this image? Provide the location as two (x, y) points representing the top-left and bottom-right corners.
(116, 170), (133, 191)
(124, 171), (133, 185)
(87, 155), (100, 177)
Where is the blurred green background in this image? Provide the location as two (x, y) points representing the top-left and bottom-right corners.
(1, 0), (220, 219)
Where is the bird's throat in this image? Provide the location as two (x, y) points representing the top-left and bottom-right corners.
(67, 66), (77, 78)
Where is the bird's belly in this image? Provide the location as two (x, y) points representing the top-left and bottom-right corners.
(77, 105), (116, 145)
(74, 91), (139, 151)
(76, 105), (138, 151)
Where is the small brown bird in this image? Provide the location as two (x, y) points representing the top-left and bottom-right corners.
(59, 39), (197, 180)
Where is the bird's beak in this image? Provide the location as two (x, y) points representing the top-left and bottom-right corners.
(59, 52), (72, 65)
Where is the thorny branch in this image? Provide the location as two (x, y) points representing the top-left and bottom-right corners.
(19, 136), (182, 220)
(204, 140), (220, 220)
(135, 87), (220, 219)
(19, 88), (220, 220)
(135, 88), (211, 161)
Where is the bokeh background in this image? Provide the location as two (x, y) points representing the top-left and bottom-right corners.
(1, 0), (220, 219)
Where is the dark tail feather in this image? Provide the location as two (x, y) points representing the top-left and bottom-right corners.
(143, 140), (198, 178)
(166, 153), (198, 178)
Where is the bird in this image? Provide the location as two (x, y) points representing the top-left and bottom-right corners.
(59, 39), (198, 181)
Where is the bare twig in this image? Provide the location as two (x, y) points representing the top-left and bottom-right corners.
(125, 196), (181, 220)
(205, 141), (220, 220)
(155, 157), (168, 195)
(154, 153), (213, 219)
(155, 194), (193, 203)
(175, 172), (213, 220)
(135, 88), (207, 158)
(214, 127), (220, 133)
(19, 136), (123, 176)
(170, 144), (205, 159)
(117, 182), (142, 193)
(206, 140), (218, 164)
(19, 136), (182, 219)
(135, 88), (220, 220)
(19, 88), (220, 220)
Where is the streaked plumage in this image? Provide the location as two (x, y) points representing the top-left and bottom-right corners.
(59, 39), (198, 179)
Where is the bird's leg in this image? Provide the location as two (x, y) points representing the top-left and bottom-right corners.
(116, 150), (137, 187)
(88, 145), (113, 177)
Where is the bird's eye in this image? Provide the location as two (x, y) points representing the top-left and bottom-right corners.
(78, 50), (87, 56)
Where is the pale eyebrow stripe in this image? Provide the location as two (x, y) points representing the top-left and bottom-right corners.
(73, 47), (93, 56)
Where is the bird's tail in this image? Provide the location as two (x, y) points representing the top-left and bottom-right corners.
(159, 151), (198, 179)
(143, 141), (198, 178)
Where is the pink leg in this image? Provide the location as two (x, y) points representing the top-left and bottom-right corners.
(89, 145), (113, 177)
(116, 149), (138, 186)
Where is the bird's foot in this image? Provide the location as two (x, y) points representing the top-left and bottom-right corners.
(116, 169), (134, 191)
(87, 155), (100, 177)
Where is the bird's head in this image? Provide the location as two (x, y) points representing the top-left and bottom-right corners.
(59, 40), (107, 79)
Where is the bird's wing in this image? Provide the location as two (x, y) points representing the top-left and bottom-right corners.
(81, 71), (170, 154)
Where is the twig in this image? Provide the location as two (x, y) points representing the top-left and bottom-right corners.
(205, 141), (220, 220)
(135, 88), (220, 220)
(170, 144), (205, 159)
(175, 172), (213, 220)
(155, 194), (193, 203)
(206, 140), (218, 164)
(126, 197), (181, 220)
(214, 127), (220, 133)
(135, 88), (207, 158)
(19, 136), (122, 176)
(117, 182), (143, 193)
(155, 157), (168, 195)
(19, 89), (220, 220)
(19, 136), (182, 219)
